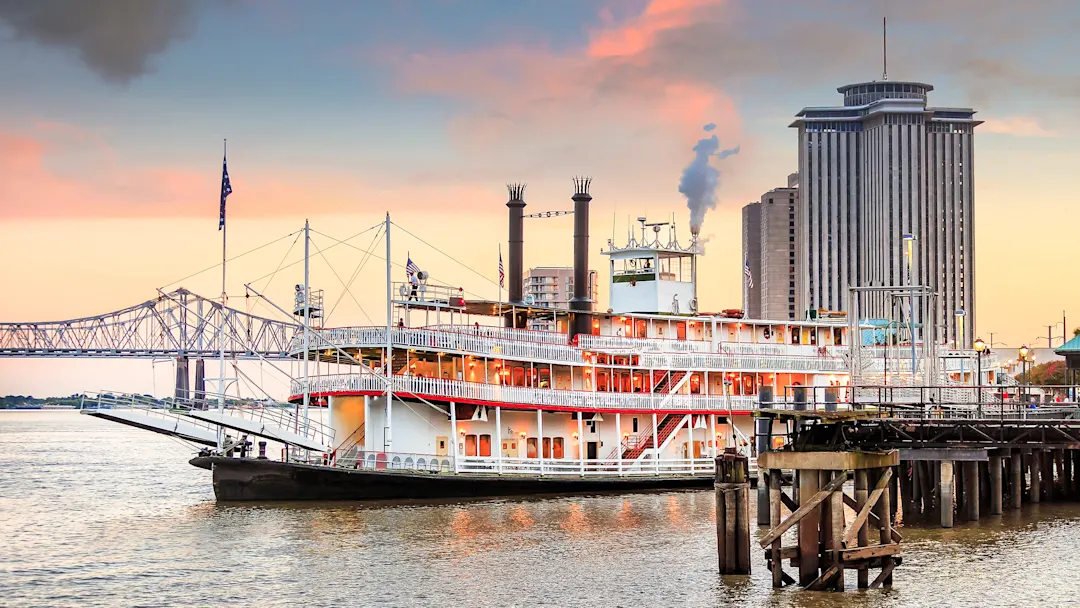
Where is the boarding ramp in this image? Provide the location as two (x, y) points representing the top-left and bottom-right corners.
(80, 391), (332, 452)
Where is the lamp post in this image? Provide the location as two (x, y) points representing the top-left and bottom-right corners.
(1019, 345), (1030, 404)
(974, 337), (986, 416)
(903, 234), (917, 375)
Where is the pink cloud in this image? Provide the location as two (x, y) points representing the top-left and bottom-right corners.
(382, 0), (741, 147)
(980, 116), (1057, 137)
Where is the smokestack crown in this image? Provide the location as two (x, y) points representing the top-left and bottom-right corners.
(507, 182), (526, 206)
(572, 176), (592, 201)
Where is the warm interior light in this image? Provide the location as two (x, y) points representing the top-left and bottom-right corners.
(519, 431), (527, 438)
(459, 428), (466, 435)
(572, 432), (579, 439)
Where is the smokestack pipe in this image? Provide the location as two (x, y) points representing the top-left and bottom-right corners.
(506, 183), (526, 307)
(570, 177), (592, 337)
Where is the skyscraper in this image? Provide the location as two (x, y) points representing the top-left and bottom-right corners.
(790, 81), (980, 346)
(742, 177), (803, 321)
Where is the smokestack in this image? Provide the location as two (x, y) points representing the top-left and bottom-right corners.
(506, 183), (526, 306)
(570, 177), (592, 337)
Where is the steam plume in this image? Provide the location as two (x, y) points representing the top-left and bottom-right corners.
(678, 123), (739, 235)
(0, 0), (198, 85)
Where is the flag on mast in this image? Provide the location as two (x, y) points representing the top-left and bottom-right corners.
(218, 153), (233, 230)
(498, 245), (505, 287)
(744, 258), (753, 289)
(406, 255), (420, 276)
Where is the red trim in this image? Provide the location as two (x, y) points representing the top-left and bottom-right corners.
(290, 390), (755, 416)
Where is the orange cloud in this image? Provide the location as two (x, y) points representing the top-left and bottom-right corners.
(980, 116), (1057, 137)
(384, 0), (740, 146)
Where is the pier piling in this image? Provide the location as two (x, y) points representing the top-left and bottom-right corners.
(714, 453), (751, 575)
(940, 461), (954, 528)
(989, 454), (1003, 515)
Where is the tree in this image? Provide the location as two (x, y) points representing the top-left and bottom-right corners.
(1022, 360), (1067, 385)
(1074, 326), (1080, 338)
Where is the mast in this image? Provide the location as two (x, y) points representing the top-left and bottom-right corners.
(384, 212), (393, 452)
(302, 219), (311, 442)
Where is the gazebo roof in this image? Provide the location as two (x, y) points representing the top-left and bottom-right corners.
(1055, 334), (1080, 356)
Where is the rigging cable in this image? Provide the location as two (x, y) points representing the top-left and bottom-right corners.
(157, 229), (303, 291)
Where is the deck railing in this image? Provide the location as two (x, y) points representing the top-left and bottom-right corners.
(292, 373), (765, 412)
(291, 326), (849, 374)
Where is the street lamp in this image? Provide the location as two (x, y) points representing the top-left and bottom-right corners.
(1019, 345), (1030, 403)
(974, 337), (986, 415)
(903, 234), (917, 374)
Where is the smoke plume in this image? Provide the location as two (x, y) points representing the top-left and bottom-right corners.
(0, 0), (199, 85)
(678, 123), (739, 235)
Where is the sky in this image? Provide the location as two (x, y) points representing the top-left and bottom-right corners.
(1, 0), (1078, 397)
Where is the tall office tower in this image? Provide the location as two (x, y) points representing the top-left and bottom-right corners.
(759, 186), (802, 320)
(740, 203), (762, 318)
(741, 183), (803, 321)
(791, 81), (980, 346)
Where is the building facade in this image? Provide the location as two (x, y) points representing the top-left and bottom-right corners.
(740, 203), (762, 319)
(742, 180), (803, 321)
(523, 266), (598, 330)
(791, 81), (980, 346)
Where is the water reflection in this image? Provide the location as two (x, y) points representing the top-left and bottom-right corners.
(5, 412), (1080, 607)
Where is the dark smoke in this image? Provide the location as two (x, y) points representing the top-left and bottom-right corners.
(0, 0), (199, 84)
(679, 123), (739, 235)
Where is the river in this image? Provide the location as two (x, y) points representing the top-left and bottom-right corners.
(2, 411), (1079, 607)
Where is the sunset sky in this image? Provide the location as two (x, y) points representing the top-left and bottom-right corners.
(1, 0), (1078, 397)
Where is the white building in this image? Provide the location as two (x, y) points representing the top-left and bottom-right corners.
(523, 266), (597, 330)
(791, 80), (980, 346)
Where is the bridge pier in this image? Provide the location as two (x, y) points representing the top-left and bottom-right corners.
(939, 461), (954, 528)
(174, 356), (190, 400)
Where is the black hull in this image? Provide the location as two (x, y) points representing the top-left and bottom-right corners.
(192, 456), (715, 501)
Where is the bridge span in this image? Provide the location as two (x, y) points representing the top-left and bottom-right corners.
(0, 289), (299, 359)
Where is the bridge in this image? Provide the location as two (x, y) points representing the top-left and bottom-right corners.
(0, 288), (299, 359)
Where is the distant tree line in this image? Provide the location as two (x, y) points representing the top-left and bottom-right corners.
(0, 394), (87, 408)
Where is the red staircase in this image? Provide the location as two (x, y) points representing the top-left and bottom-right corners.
(620, 414), (686, 460)
(651, 371), (687, 394)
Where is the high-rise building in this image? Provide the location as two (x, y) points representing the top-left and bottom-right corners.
(742, 180), (803, 321)
(740, 203), (762, 319)
(523, 267), (598, 330)
(790, 80), (980, 346)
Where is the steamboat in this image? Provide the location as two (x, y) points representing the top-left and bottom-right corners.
(83, 179), (994, 501)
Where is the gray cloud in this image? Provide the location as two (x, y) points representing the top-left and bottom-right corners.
(594, 0), (1080, 105)
(0, 0), (200, 84)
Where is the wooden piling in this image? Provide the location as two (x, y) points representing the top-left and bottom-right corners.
(854, 469), (870, 589)
(797, 470), (821, 586)
(715, 454), (751, 575)
(940, 461), (954, 528)
(768, 470), (783, 588)
(873, 466), (894, 586)
(1030, 452), (1041, 504)
(1009, 454), (1023, 509)
(963, 461), (979, 521)
(989, 454), (1003, 515)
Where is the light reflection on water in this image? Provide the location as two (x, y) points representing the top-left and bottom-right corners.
(3, 411), (1080, 607)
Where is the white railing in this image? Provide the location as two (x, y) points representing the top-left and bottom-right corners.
(293, 327), (848, 374)
(424, 324), (569, 346)
(456, 456), (719, 476)
(640, 352), (847, 373)
(292, 373), (764, 412)
(579, 334), (847, 358)
(291, 326), (584, 366)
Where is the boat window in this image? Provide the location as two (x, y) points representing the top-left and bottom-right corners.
(526, 437), (538, 458)
(465, 434), (478, 457)
(635, 319), (647, 338)
(632, 417), (639, 433)
(676, 322), (686, 341)
(542, 437), (552, 458)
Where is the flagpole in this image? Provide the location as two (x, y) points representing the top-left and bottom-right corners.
(498, 243), (503, 318)
(217, 139), (227, 450)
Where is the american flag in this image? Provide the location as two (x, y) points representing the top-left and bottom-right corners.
(498, 246), (504, 287)
(218, 154), (232, 230)
(406, 256), (420, 276)
(744, 258), (754, 289)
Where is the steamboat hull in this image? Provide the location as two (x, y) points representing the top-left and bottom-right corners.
(192, 456), (714, 501)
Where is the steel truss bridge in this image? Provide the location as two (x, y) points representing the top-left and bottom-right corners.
(0, 289), (299, 359)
